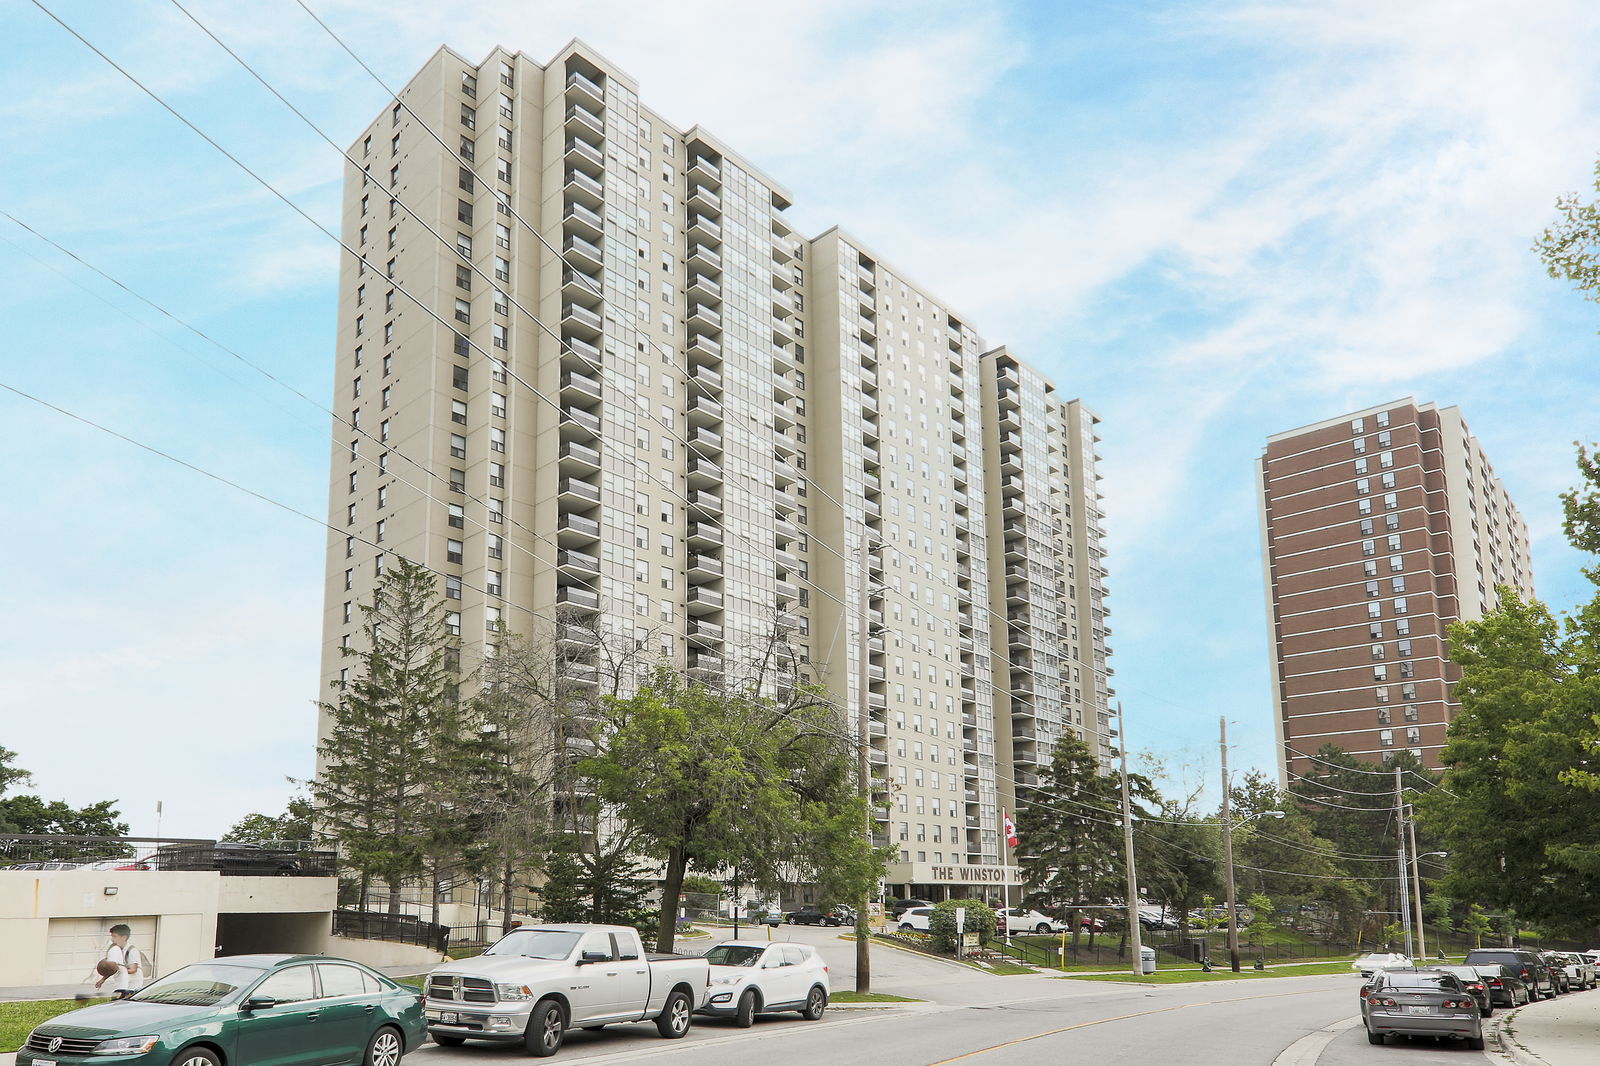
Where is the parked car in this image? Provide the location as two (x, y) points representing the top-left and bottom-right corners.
(1362, 969), (1485, 1049)
(785, 906), (847, 927)
(1463, 948), (1555, 1000)
(18, 955), (425, 1066)
(1426, 965), (1496, 1016)
(1079, 915), (1106, 932)
(1137, 906), (1178, 930)
(1548, 951), (1595, 991)
(697, 940), (829, 1027)
(897, 907), (934, 932)
(997, 908), (1067, 935)
(1470, 963), (1532, 1008)
(1352, 952), (1412, 977)
(155, 842), (300, 875)
(425, 924), (709, 1056)
(890, 898), (934, 918)
(1570, 952), (1600, 988)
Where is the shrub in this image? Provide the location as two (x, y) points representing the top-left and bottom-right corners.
(929, 899), (997, 953)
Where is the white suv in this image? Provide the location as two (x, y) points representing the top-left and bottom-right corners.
(698, 940), (829, 1028)
(897, 907), (934, 931)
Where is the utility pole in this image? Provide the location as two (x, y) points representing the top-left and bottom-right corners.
(855, 541), (874, 994)
(1117, 703), (1143, 977)
(1220, 716), (1241, 973)
(1406, 807), (1426, 959)
(1394, 767), (1413, 959)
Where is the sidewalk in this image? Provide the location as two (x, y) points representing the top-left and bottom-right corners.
(1491, 990), (1600, 1066)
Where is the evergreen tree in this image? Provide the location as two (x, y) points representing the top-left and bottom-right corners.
(313, 559), (464, 913)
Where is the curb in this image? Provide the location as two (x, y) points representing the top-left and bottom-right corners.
(1490, 1007), (1549, 1066)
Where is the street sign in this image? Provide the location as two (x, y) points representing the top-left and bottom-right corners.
(955, 906), (966, 933)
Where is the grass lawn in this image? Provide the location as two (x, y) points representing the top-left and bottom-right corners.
(1062, 961), (1354, 984)
(830, 990), (920, 1004)
(0, 998), (109, 1053)
(974, 961), (1034, 976)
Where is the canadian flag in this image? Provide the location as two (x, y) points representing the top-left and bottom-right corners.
(1003, 811), (1019, 848)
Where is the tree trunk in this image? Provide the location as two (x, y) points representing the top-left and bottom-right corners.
(657, 845), (688, 955)
(502, 861), (515, 935)
(359, 872), (370, 911)
(387, 876), (403, 915)
(430, 865), (442, 928)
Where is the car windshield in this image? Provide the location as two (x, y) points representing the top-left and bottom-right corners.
(704, 945), (765, 968)
(128, 964), (261, 1006)
(484, 929), (582, 960)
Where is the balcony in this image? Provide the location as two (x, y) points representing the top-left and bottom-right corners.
(689, 426), (723, 453)
(687, 333), (723, 365)
(687, 618), (724, 645)
(689, 363), (722, 391)
(562, 201), (604, 240)
(564, 104), (605, 139)
(687, 653), (724, 681)
(561, 302), (604, 340)
(773, 488), (797, 513)
(556, 547), (600, 575)
(558, 662), (599, 691)
(564, 168), (604, 207)
(686, 454), (722, 486)
(687, 183), (720, 212)
(557, 476), (601, 506)
(687, 213), (722, 242)
(687, 303), (723, 333)
(687, 273), (721, 302)
(559, 439), (601, 471)
(688, 154), (721, 183)
(687, 243), (722, 272)
(556, 585), (600, 610)
(558, 405), (601, 440)
(561, 266), (602, 301)
(562, 234), (603, 271)
(556, 623), (598, 651)
(560, 369), (603, 402)
(687, 394), (723, 423)
(564, 70), (604, 107)
(564, 137), (604, 174)
(687, 489), (723, 514)
(687, 553), (724, 580)
(556, 512), (600, 542)
(687, 586), (724, 614)
(687, 521), (723, 548)
(561, 334), (600, 368)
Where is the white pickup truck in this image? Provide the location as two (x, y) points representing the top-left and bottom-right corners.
(424, 924), (710, 1057)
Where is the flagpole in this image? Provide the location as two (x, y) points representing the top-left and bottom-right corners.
(1002, 810), (1013, 946)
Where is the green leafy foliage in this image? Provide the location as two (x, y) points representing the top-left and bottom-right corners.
(224, 793), (314, 843)
(0, 747), (127, 839)
(928, 898), (995, 953)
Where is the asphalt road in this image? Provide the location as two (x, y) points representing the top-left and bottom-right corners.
(408, 926), (1496, 1066)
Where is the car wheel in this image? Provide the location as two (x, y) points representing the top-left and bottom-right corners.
(735, 988), (758, 1028)
(1366, 1028), (1385, 1046)
(1467, 1034), (1486, 1051)
(524, 998), (565, 1057)
(803, 984), (827, 1020)
(787, 916), (796, 924)
(656, 989), (693, 1039)
(430, 1034), (465, 1047)
(1481, 1005), (1493, 1017)
(364, 1026), (404, 1066)
(900, 922), (913, 931)
(1035, 923), (1050, 934)
(172, 1049), (221, 1066)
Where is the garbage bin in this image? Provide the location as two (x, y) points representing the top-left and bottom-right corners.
(1141, 946), (1157, 975)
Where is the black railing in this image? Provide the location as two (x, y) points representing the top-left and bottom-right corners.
(334, 910), (449, 952)
(0, 835), (335, 877)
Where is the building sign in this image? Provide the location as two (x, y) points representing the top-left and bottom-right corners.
(884, 862), (1025, 886)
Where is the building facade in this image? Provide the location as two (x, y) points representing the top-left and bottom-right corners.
(1258, 399), (1534, 780)
(318, 40), (1113, 903)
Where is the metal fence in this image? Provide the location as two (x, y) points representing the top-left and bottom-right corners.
(333, 910), (450, 952)
(0, 835), (335, 877)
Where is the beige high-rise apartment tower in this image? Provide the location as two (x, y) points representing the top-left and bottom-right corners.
(318, 40), (1114, 903)
(1258, 399), (1534, 781)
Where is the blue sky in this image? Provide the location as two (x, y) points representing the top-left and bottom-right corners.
(3, 0), (1598, 838)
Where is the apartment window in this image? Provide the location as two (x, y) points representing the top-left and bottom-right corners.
(1392, 575), (1407, 593)
(1395, 617), (1411, 635)
(354, 314), (365, 336)
(383, 321), (394, 344)
(1362, 538), (1376, 556)
(493, 289), (508, 316)
(1358, 498), (1372, 515)
(385, 257), (395, 279)
(491, 392), (507, 418)
(1402, 683), (1417, 700)
(487, 534), (502, 559)
(373, 554), (384, 577)
(495, 223), (511, 249)
(486, 570), (502, 596)
(456, 264), (473, 291)
(452, 365), (469, 391)
(1351, 417), (1365, 433)
(1388, 533), (1402, 551)
(458, 166), (474, 193)
(498, 92), (513, 120)
(460, 103), (475, 129)
(1378, 430), (1392, 448)
(492, 324), (507, 350)
(449, 468), (465, 492)
(1367, 602), (1382, 618)
(379, 419), (389, 441)
(1380, 729), (1393, 747)
(454, 333), (470, 358)
(1354, 437), (1367, 454)
(488, 498), (503, 523)
(1381, 471), (1396, 489)
(1390, 553), (1404, 572)
(489, 461), (504, 488)
(1364, 560), (1379, 577)
(1376, 686), (1390, 703)
(450, 433), (467, 459)
(1398, 638), (1413, 657)
(380, 385), (391, 409)
(362, 134), (371, 156)
(455, 298), (471, 324)
(496, 158), (512, 184)
(494, 256), (510, 283)
(490, 427), (505, 452)
(1377, 707), (1391, 724)
(389, 164), (399, 188)
(1380, 450), (1394, 468)
(375, 519), (386, 544)
(386, 226), (397, 250)
(1366, 580), (1380, 598)
(1369, 622), (1384, 639)
(343, 568), (353, 590)
(1356, 477), (1370, 495)
(459, 135), (475, 163)
(1385, 513), (1400, 531)
(446, 576), (462, 600)
(1355, 457), (1368, 474)
(445, 399), (465, 425)
(1384, 491), (1398, 510)
(1370, 643), (1385, 661)
(498, 126), (512, 151)
(345, 535), (355, 558)
(1360, 518), (1374, 535)
(1401, 661), (1415, 678)
(376, 485), (388, 508)
(1377, 409), (1391, 427)
(1394, 597), (1408, 614)
(457, 200), (473, 225)
(448, 504), (464, 528)
(445, 539), (463, 564)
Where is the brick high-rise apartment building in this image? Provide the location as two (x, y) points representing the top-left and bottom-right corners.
(1258, 399), (1534, 780)
(318, 40), (1114, 902)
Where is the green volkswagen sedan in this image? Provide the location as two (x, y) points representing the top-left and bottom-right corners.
(19, 955), (425, 1066)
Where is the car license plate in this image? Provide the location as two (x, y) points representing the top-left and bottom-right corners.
(36, 1060), (55, 1066)
(1407, 1005), (1431, 1014)
(437, 1011), (457, 1024)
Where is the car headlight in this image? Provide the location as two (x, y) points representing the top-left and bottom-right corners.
(93, 1035), (161, 1056)
(710, 975), (746, 987)
(496, 983), (533, 1001)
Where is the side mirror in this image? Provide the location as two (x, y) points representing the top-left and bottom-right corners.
(242, 996), (277, 1012)
(579, 951), (609, 964)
